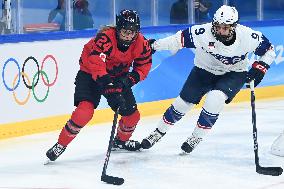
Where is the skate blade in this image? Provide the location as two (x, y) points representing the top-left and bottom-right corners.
(111, 148), (142, 153)
(111, 149), (135, 153)
(43, 158), (53, 165)
(179, 151), (189, 156)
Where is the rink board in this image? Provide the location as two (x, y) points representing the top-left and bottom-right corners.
(0, 85), (283, 140)
(1, 22), (284, 139)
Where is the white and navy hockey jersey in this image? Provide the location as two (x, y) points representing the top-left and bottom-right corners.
(154, 23), (276, 75)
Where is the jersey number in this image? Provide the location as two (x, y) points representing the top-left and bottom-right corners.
(95, 35), (112, 52)
(195, 28), (205, 35)
(251, 33), (260, 41)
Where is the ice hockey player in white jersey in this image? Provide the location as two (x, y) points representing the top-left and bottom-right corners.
(141, 5), (276, 154)
(271, 131), (284, 157)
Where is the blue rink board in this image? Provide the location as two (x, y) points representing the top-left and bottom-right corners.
(135, 25), (284, 103)
(1, 21), (284, 103)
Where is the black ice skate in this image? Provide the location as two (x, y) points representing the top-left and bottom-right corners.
(112, 137), (141, 151)
(181, 135), (202, 154)
(45, 142), (66, 164)
(141, 128), (165, 149)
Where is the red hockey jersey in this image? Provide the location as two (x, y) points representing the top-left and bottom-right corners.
(79, 27), (152, 82)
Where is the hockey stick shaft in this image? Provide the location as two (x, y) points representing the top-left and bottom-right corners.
(249, 81), (260, 167)
(102, 108), (119, 175)
(249, 81), (283, 176)
(101, 108), (124, 185)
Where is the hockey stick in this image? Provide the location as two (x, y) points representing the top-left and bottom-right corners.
(249, 80), (283, 176)
(101, 108), (124, 185)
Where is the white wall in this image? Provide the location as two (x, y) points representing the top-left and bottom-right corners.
(0, 38), (109, 124)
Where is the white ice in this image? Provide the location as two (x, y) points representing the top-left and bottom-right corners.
(1, 99), (284, 189)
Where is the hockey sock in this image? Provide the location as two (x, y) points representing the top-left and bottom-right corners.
(193, 108), (219, 138)
(116, 110), (140, 141)
(58, 101), (94, 146)
(157, 96), (194, 133)
(191, 90), (226, 138)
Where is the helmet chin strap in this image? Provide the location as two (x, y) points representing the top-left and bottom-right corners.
(116, 32), (136, 53)
(216, 31), (236, 46)
(120, 38), (132, 47)
(116, 28), (138, 49)
(216, 33), (233, 42)
(211, 23), (236, 43)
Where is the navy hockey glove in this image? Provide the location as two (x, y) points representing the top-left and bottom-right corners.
(148, 39), (156, 54)
(246, 61), (270, 87)
(115, 71), (140, 89)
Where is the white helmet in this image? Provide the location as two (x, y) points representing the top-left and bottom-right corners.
(213, 5), (239, 25)
(211, 5), (238, 42)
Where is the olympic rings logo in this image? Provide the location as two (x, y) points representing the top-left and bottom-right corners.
(1, 55), (58, 105)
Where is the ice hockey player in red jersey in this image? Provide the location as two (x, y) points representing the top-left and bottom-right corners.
(46, 9), (152, 162)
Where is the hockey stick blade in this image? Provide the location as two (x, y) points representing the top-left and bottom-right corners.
(256, 166), (283, 176)
(101, 174), (124, 185)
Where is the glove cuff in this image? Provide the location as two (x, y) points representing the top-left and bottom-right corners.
(252, 61), (270, 74)
(104, 85), (123, 94)
(128, 71), (140, 86)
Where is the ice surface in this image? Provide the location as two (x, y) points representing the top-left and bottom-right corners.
(1, 99), (284, 189)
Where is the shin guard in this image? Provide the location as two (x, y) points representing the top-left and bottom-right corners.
(58, 101), (94, 146)
(158, 96), (193, 133)
(157, 105), (186, 133)
(193, 90), (225, 138)
(116, 110), (140, 141)
(194, 108), (219, 138)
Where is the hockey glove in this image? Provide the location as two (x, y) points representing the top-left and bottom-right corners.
(246, 61), (270, 87)
(115, 71), (140, 90)
(97, 74), (127, 111)
(148, 39), (156, 54)
(103, 83), (127, 112)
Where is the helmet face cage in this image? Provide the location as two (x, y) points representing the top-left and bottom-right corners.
(211, 5), (238, 43)
(116, 9), (140, 47)
(211, 22), (237, 43)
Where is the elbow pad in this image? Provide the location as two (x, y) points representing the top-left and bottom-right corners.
(258, 46), (276, 65)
